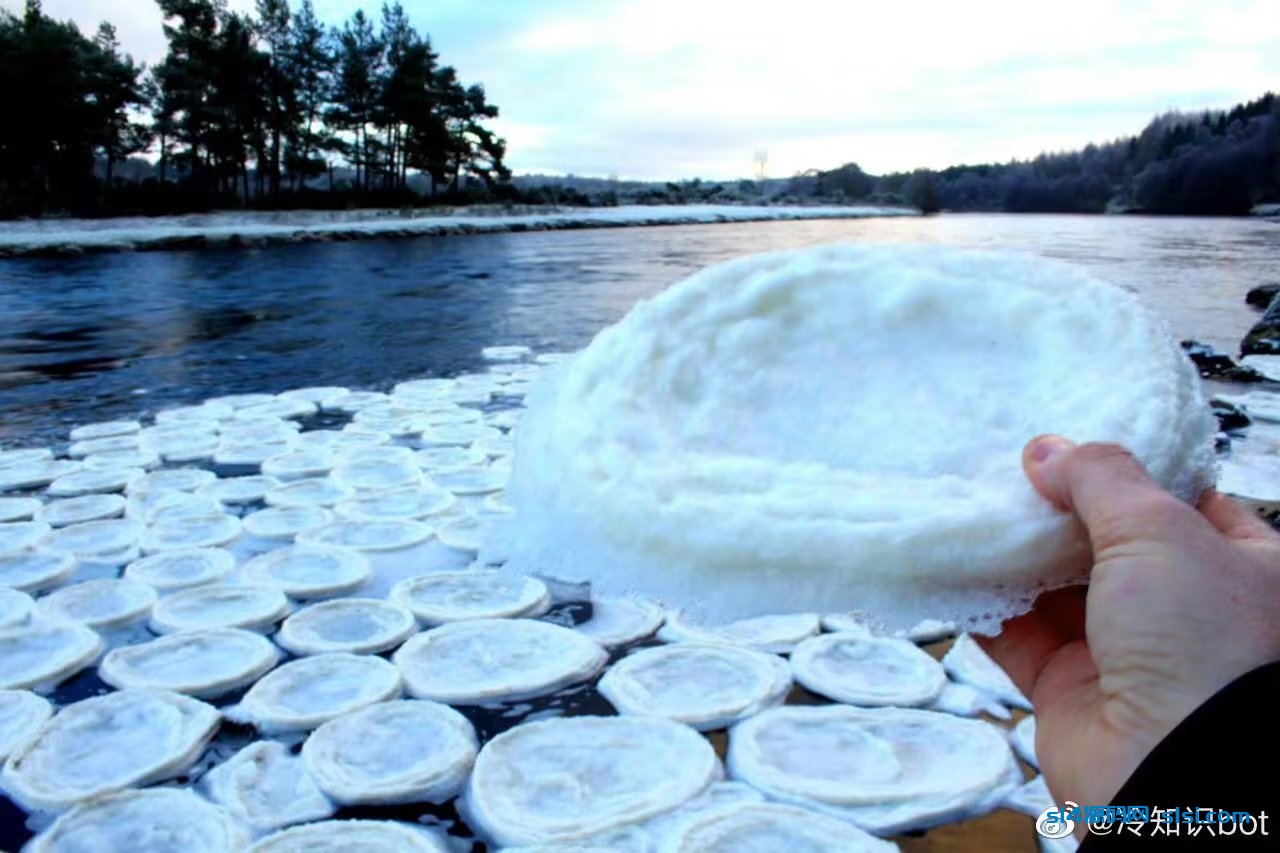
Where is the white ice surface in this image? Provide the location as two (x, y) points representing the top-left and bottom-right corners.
(148, 584), (291, 634)
(0, 621), (103, 691)
(227, 653), (402, 733)
(201, 740), (335, 834)
(123, 547), (236, 592)
(941, 634), (1033, 711)
(655, 801), (899, 852)
(240, 544), (371, 599)
(34, 577), (157, 629)
(389, 570), (549, 624)
(249, 818), (451, 852)
(23, 788), (248, 853)
(99, 628), (280, 697)
(658, 612), (820, 653)
(0, 690), (52, 761)
(276, 598), (416, 655)
(790, 634), (947, 707)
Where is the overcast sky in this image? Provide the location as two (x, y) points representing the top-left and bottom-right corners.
(12, 0), (1280, 180)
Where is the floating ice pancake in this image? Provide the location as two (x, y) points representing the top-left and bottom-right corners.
(67, 434), (142, 458)
(127, 468), (218, 494)
(68, 419), (141, 442)
(23, 788), (248, 853)
(472, 434), (515, 460)
(414, 446), (487, 472)
(941, 634), (1032, 711)
(243, 505), (334, 540)
(149, 584), (290, 634)
(0, 587), (34, 628)
(36, 493), (126, 527)
(658, 801), (898, 853)
(0, 690), (51, 760)
(389, 570), (550, 624)
(265, 478), (355, 508)
(659, 612), (820, 654)
(462, 715), (718, 847)
(0, 497), (41, 523)
(279, 385), (350, 406)
(215, 440), (295, 467)
(228, 653), (402, 733)
(262, 449), (337, 481)
(330, 457), (422, 492)
(1010, 715), (1037, 768)
(0, 448), (52, 466)
(0, 459), (80, 492)
(728, 704), (1020, 835)
(482, 345), (532, 361)
(201, 740), (335, 833)
(241, 544), (371, 598)
(123, 547), (236, 592)
(2, 689), (219, 810)
(157, 402), (235, 424)
(141, 512), (242, 553)
(237, 398), (318, 421)
(418, 423), (499, 448)
(575, 596), (665, 647)
(1216, 391), (1280, 423)
(100, 628), (280, 697)
(128, 491), (225, 526)
(420, 406), (484, 427)
(393, 618), (608, 704)
(250, 819), (450, 852)
(640, 781), (764, 849)
(334, 485), (456, 521)
(277, 598), (416, 655)
(0, 550), (77, 592)
(790, 634), (947, 707)
(494, 245), (1218, 632)
(296, 519), (432, 552)
(199, 474), (281, 505)
(435, 515), (486, 553)
(435, 466), (506, 495)
(82, 448), (160, 470)
(220, 420), (300, 446)
(394, 377), (456, 398)
(44, 518), (142, 559)
(927, 682), (1011, 720)
(153, 434), (220, 462)
(35, 578), (157, 629)
(0, 621), (102, 691)
(599, 643), (791, 731)
(301, 699), (477, 805)
(0, 521), (51, 553)
(482, 491), (514, 515)
(322, 391), (391, 413)
(208, 392), (278, 410)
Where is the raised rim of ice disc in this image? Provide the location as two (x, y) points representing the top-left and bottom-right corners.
(389, 570), (550, 624)
(296, 519), (432, 552)
(574, 597), (665, 648)
(658, 612), (820, 654)
(0, 550), (77, 593)
(264, 478), (355, 509)
(241, 544), (371, 598)
(35, 493), (126, 527)
(227, 653), (402, 733)
(198, 475), (282, 505)
(148, 584), (291, 634)
(250, 819), (450, 852)
(0, 497), (42, 523)
(658, 801), (898, 853)
(140, 512), (242, 553)
(333, 485), (456, 521)
(242, 505), (334, 540)
(200, 741), (335, 833)
(301, 699), (477, 805)
(0, 690), (52, 761)
(0, 621), (103, 691)
(100, 628), (280, 697)
(0, 588), (34, 629)
(46, 466), (143, 498)
(277, 598), (416, 656)
(789, 634), (948, 707)
(24, 787), (249, 853)
(462, 715), (719, 848)
(35, 578), (157, 629)
(0, 521), (51, 554)
(123, 547), (236, 592)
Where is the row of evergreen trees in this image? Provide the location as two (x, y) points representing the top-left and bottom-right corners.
(0, 0), (509, 217)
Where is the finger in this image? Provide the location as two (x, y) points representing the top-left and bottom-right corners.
(976, 585), (1087, 700)
(1198, 488), (1280, 543)
(1023, 437), (1191, 552)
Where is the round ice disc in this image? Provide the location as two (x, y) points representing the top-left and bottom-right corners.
(658, 612), (820, 654)
(265, 478), (355, 508)
(434, 467), (506, 495)
(279, 385), (350, 406)
(0, 459), (80, 492)
(296, 519), (432, 552)
(36, 493), (126, 527)
(790, 634), (948, 707)
(199, 475), (282, 505)
(394, 378), (456, 399)
(262, 449), (337, 481)
(600, 643), (791, 731)
(157, 402), (234, 424)
(141, 512), (242, 553)
(417, 424), (493, 448)
(126, 468), (218, 495)
(302, 699), (477, 805)
(0, 497), (41, 523)
(392, 618), (607, 704)
(435, 515), (487, 553)
(149, 584), (291, 634)
(0, 521), (51, 554)
(228, 653), (402, 733)
(658, 801), (897, 853)
(334, 484), (456, 521)
(201, 740), (335, 834)
(482, 345), (531, 362)
(237, 398), (317, 421)
(24, 787), (248, 853)
(330, 458), (423, 492)
(250, 819), (450, 852)
(535, 351), (575, 365)
(127, 491), (224, 525)
(575, 597), (665, 648)
(462, 715), (719, 847)
(901, 618), (957, 644)
(44, 518), (142, 558)
(100, 628), (279, 698)
(68, 420), (141, 442)
(243, 505), (334, 540)
(241, 544), (371, 598)
(82, 449), (160, 471)
(47, 466), (142, 498)
(0, 550), (77, 592)
(322, 391), (391, 413)
(277, 598), (416, 656)
(415, 446), (487, 472)
(420, 405), (484, 426)
(941, 634), (1032, 711)
(0, 689), (52, 761)
(0, 448), (52, 466)
(123, 547), (235, 592)
(35, 578), (157, 630)
(0, 621), (102, 692)
(727, 704), (1020, 835)
(0, 587), (34, 628)
(155, 435), (220, 463)
(215, 440), (295, 468)
(389, 570), (549, 624)
(207, 393), (277, 410)
(67, 434), (141, 458)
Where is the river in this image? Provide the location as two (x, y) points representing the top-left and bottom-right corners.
(1, 213), (1276, 446)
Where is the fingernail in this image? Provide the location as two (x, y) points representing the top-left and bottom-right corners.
(1030, 435), (1072, 464)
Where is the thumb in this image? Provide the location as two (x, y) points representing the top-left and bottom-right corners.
(1022, 436), (1192, 553)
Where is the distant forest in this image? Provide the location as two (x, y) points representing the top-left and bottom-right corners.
(1, 0), (1277, 218)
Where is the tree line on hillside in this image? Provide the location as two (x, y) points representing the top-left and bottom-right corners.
(796, 93), (1280, 215)
(0, 0), (510, 217)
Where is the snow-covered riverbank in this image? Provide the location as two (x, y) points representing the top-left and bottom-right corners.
(0, 204), (916, 258)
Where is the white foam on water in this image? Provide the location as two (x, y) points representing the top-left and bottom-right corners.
(227, 653), (402, 733)
(99, 629), (280, 698)
(200, 741), (336, 835)
(789, 634), (947, 707)
(23, 788), (248, 853)
(276, 598), (416, 656)
(35, 494), (126, 527)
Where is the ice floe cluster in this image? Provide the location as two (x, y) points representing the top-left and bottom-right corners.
(0, 343), (1061, 850)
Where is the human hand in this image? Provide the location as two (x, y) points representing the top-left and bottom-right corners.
(980, 436), (1280, 813)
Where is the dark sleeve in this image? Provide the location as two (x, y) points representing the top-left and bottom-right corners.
(1079, 660), (1280, 849)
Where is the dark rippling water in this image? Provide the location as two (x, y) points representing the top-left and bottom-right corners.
(1, 213), (1276, 446)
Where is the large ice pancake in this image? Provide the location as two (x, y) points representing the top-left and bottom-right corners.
(249, 819), (450, 852)
(99, 628), (281, 697)
(23, 788), (248, 853)
(490, 244), (1217, 632)
(201, 741), (335, 833)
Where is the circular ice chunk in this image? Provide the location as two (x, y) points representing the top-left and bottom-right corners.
(157, 402), (234, 424)
(392, 618), (607, 704)
(434, 466), (506, 495)
(243, 505), (334, 540)
(790, 634), (947, 707)
(414, 446), (487, 472)
(0, 497), (41, 523)
(250, 819), (450, 852)
(35, 578), (157, 629)
(47, 466), (143, 497)
(149, 584), (290, 634)
(334, 485), (456, 521)
(0, 459), (81, 492)
(123, 547), (236, 592)
(45, 518), (142, 558)
(2, 689), (220, 810)
(279, 385), (350, 406)
(127, 491), (224, 526)
(36, 493), (126, 527)
(0, 587), (34, 628)
(199, 475), (281, 505)
(69, 420), (141, 442)
(100, 628), (280, 697)
(201, 740), (336, 833)
(462, 716), (718, 847)
(237, 398), (317, 421)
(495, 245), (1218, 633)
(599, 643), (792, 731)
(262, 449), (337, 481)
(0, 690), (51, 760)
(659, 612), (819, 654)
(141, 512), (242, 553)
(0, 550), (77, 592)
(435, 515), (486, 553)
(82, 448), (160, 471)
(330, 458), (423, 492)
(215, 441), (295, 468)
(296, 519), (432, 552)
(575, 597), (665, 647)
(127, 468), (217, 494)
(242, 544), (372, 598)
(265, 478), (355, 509)
(302, 699), (477, 805)
(228, 653), (402, 733)
(728, 704), (1020, 835)
(277, 598), (416, 656)
(0, 621), (102, 691)
(24, 788), (248, 853)
(322, 391), (391, 413)
(389, 570), (550, 624)
(657, 801), (897, 853)
(0, 521), (51, 554)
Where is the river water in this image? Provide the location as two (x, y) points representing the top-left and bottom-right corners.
(1, 213), (1276, 446)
